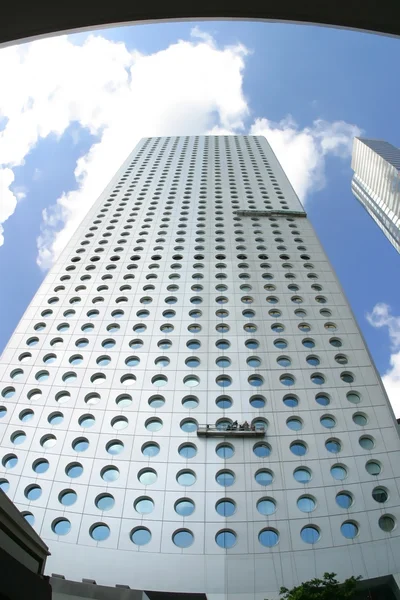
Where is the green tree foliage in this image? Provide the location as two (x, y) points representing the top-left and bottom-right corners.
(266, 572), (362, 600)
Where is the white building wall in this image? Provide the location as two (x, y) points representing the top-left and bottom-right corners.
(0, 135), (400, 599)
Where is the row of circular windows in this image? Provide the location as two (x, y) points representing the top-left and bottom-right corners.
(14, 336), (344, 358)
(2, 353), (351, 378)
(2, 371), (356, 391)
(23, 325), (342, 350)
(50, 282), (322, 294)
(44, 295), (328, 307)
(76, 231), (305, 246)
(0, 461), (384, 488)
(15, 486), (393, 516)
(0, 432), (377, 466)
(17, 518), (396, 546)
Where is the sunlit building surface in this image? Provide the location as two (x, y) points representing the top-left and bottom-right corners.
(1, 135), (400, 599)
(351, 137), (400, 253)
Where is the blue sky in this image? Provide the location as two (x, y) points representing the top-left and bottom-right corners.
(0, 20), (399, 412)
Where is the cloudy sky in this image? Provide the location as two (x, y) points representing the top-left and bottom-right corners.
(0, 20), (399, 413)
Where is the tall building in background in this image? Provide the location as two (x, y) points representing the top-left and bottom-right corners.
(1, 135), (400, 600)
(351, 137), (400, 253)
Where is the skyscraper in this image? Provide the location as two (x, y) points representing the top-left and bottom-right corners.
(1, 135), (400, 599)
(351, 137), (400, 253)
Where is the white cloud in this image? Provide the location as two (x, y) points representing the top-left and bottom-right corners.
(250, 117), (361, 201)
(366, 303), (400, 416)
(0, 28), (360, 268)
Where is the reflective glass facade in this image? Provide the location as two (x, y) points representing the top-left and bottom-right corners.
(351, 137), (400, 253)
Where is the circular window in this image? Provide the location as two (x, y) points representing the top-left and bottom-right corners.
(216, 470), (235, 487)
(294, 467), (311, 483)
(216, 339), (231, 350)
(177, 470), (196, 486)
(282, 394), (298, 408)
(185, 357), (200, 368)
(179, 443), (197, 459)
(331, 464), (347, 480)
(55, 391), (70, 404)
(215, 375), (231, 388)
(277, 356), (291, 367)
(141, 443), (160, 458)
(280, 374), (294, 386)
(297, 495), (316, 512)
(255, 469), (273, 486)
(125, 355), (140, 367)
(95, 493), (115, 511)
(215, 395), (232, 409)
(353, 412), (368, 426)
(79, 414), (95, 428)
(259, 528), (279, 547)
(3, 454), (18, 469)
(152, 375), (168, 387)
(111, 394), (131, 410)
(216, 529), (237, 548)
(174, 498), (195, 516)
(257, 498), (276, 516)
(66, 462), (83, 478)
(300, 525), (320, 544)
(182, 396), (199, 409)
(131, 527), (152, 546)
(184, 375), (200, 388)
(145, 418), (163, 432)
(290, 441), (307, 456)
(180, 419), (198, 433)
(316, 393), (330, 406)
(172, 529), (194, 548)
(347, 391), (361, 404)
(52, 518), (71, 536)
(336, 491), (353, 509)
(215, 499), (236, 517)
(134, 497), (154, 514)
(341, 521), (358, 539)
(40, 434), (56, 448)
(111, 416), (128, 430)
(302, 338), (315, 348)
(245, 339), (259, 349)
(0, 478), (9, 492)
(366, 460), (381, 476)
(286, 417), (303, 431)
(341, 371), (354, 383)
(253, 442), (271, 458)
(106, 440), (124, 455)
(248, 375), (264, 387)
(372, 487), (388, 503)
(311, 373), (325, 385)
(90, 523), (110, 541)
(25, 484), (42, 500)
(101, 466), (119, 482)
(59, 489), (77, 506)
(216, 357), (231, 368)
(72, 437), (89, 452)
(379, 515), (396, 532)
(216, 443), (235, 459)
(320, 415), (336, 429)
(359, 436), (375, 452)
(325, 438), (341, 453)
(187, 339), (201, 350)
(19, 409), (34, 423)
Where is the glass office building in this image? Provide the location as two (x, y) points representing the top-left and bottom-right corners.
(351, 137), (400, 253)
(1, 135), (400, 599)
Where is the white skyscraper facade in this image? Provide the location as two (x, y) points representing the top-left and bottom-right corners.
(351, 137), (400, 253)
(1, 135), (400, 599)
